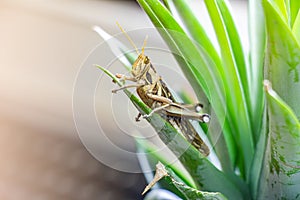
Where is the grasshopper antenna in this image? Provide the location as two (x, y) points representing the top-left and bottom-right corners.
(141, 35), (148, 55)
(116, 22), (139, 55)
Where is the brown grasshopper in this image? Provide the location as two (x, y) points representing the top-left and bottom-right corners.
(112, 25), (210, 156)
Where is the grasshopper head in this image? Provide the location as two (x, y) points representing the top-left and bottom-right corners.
(131, 34), (149, 79)
(116, 23), (150, 79)
(131, 53), (150, 78)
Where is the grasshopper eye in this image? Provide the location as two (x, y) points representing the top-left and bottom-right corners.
(144, 56), (150, 64)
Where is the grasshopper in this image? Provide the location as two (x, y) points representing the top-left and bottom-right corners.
(112, 25), (210, 156)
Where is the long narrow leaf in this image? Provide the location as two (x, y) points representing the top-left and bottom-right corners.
(163, 0), (233, 172)
(204, 0), (254, 179)
(215, 0), (249, 102)
(249, 108), (268, 199)
(248, 0), (266, 143)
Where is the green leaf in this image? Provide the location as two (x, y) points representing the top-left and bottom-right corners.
(292, 9), (300, 44)
(257, 80), (300, 199)
(290, 0), (300, 27)
(165, 0), (222, 74)
(204, 0), (254, 179)
(263, 0), (300, 120)
(248, 0), (266, 143)
(162, 0), (233, 172)
(249, 108), (268, 199)
(162, 170), (228, 200)
(214, 0), (249, 100)
(136, 0), (239, 173)
(272, 0), (289, 23)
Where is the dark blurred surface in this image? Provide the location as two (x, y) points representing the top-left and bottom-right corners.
(0, 118), (146, 200)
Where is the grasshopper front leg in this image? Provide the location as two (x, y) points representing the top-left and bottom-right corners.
(112, 83), (144, 93)
(115, 73), (137, 82)
(112, 73), (145, 93)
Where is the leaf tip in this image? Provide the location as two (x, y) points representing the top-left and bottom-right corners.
(263, 79), (272, 92)
(142, 162), (168, 195)
(92, 25), (111, 40)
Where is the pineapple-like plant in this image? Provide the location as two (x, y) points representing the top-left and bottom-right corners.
(97, 0), (300, 199)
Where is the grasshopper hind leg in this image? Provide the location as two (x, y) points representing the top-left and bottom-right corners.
(177, 119), (210, 156)
(142, 103), (171, 119)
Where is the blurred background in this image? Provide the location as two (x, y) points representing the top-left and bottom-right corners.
(0, 0), (247, 199)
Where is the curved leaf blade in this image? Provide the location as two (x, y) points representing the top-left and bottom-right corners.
(263, 0), (300, 120)
(257, 80), (300, 199)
